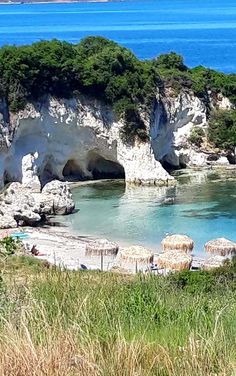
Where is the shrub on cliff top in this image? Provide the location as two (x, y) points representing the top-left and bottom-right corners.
(0, 37), (159, 143)
(190, 66), (236, 104)
(154, 52), (187, 72)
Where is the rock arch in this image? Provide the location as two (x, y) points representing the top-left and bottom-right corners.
(63, 159), (85, 181)
(87, 151), (125, 180)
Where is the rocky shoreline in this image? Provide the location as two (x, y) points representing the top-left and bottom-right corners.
(0, 179), (74, 228)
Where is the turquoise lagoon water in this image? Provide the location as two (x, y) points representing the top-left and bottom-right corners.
(0, 0), (236, 72)
(61, 170), (236, 257)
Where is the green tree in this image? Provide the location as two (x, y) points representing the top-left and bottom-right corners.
(208, 109), (236, 151)
(154, 52), (187, 71)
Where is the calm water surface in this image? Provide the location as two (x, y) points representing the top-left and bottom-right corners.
(61, 170), (236, 257)
(0, 0), (236, 72)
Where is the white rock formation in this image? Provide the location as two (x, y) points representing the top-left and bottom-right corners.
(212, 156), (230, 166)
(150, 90), (233, 168)
(0, 91), (233, 190)
(0, 213), (17, 229)
(41, 180), (75, 215)
(150, 91), (207, 167)
(0, 182), (42, 227)
(0, 96), (174, 189)
(21, 152), (41, 192)
(0, 180), (75, 228)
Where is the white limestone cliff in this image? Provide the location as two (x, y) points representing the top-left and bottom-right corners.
(0, 95), (173, 189)
(150, 90), (232, 168)
(0, 90), (232, 191)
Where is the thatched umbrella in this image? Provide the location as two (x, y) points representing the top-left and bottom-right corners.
(204, 238), (236, 256)
(203, 255), (225, 270)
(86, 239), (119, 272)
(156, 250), (192, 271)
(161, 234), (194, 253)
(85, 239), (119, 256)
(117, 246), (154, 264)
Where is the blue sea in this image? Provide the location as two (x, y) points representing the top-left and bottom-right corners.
(0, 0), (236, 72)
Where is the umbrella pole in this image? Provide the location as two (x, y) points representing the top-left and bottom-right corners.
(101, 250), (103, 272)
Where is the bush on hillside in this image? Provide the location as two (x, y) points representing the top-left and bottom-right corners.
(208, 109), (236, 150)
(170, 256), (236, 293)
(188, 127), (205, 147)
(0, 236), (17, 256)
(190, 66), (236, 104)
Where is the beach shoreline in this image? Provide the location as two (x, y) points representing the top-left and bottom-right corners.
(0, 223), (207, 273)
(20, 225), (119, 271)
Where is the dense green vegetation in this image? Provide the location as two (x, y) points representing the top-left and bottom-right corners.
(0, 37), (236, 144)
(0, 253), (235, 375)
(208, 109), (236, 151)
(0, 236), (18, 256)
(188, 126), (205, 147)
(0, 37), (157, 143)
(155, 52), (236, 105)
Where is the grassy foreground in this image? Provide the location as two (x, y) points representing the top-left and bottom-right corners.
(0, 255), (235, 375)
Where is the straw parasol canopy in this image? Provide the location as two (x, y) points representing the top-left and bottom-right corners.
(204, 238), (236, 256)
(156, 250), (192, 271)
(117, 246), (154, 264)
(161, 234), (194, 253)
(85, 239), (119, 256)
(203, 255), (225, 270)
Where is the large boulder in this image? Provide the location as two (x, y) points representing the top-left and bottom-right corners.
(41, 180), (75, 215)
(0, 213), (17, 229)
(0, 182), (42, 226)
(0, 180), (75, 228)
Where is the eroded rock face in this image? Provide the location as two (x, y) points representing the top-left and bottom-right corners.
(41, 180), (75, 215)
(0, 213), (17, 229)
(150, 91), (207, 165)
(150, 90), (232, 168)
(0, 180), (75, 228)
(150, 92), (203, 166)
(0, 182), (41, 227)
(0, 91), (233, 190)
(0, 95), (173, 189)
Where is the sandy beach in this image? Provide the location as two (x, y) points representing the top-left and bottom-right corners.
(16, 225), (119, 271)
(0, 224), (206, 274)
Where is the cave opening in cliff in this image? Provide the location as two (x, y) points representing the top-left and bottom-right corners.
(63, 160), (85, 181)
(87, 152), (125, 180)
(3, 170), (11, 185)
(40, 161), (57, 185)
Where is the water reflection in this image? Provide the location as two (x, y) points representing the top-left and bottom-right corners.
(61, 169), (236, 256)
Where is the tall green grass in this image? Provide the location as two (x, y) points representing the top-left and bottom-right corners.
(0, 256), (235, 375)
